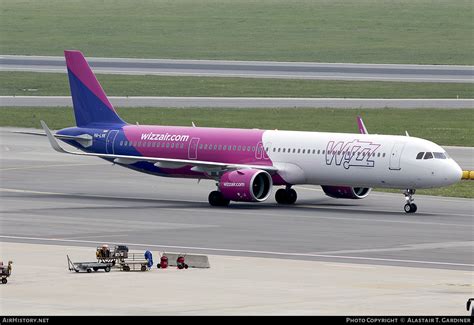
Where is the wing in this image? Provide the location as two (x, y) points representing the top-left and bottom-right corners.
(41, 121), (278, 174)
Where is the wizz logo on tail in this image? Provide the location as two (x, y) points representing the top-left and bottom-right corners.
(326, 140), (380, 169)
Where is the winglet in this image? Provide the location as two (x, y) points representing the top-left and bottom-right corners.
(40, 120), (68, 154)
(357, 116), (368, 134)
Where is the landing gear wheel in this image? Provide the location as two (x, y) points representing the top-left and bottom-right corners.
(2, 278), (7, 284)
(105, 266), (111, 272)
(87, 268), (92, 273)
(287, 189), (297, 204)
(208, 191), (230, 207)
(404, 203), (418, 214)
(403, 189), (417, 214)
(275, 188), (297, 204)
(275, 189), (288, 204)
(141, 265), (147, 272)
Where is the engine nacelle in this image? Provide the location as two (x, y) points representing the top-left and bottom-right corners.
(219, 169), (272, 202)
(321, 185), (371, 199)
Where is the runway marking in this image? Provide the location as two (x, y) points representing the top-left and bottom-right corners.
(0, 188), (204, 204)
(57, 234), (129, 240)
(1, 67), (471, 82)
(0, 235), (472, 268)
(0, 163), (105, 171)
(161, 207), (471, 227)
(1, 188), (472, 225)
(310, 241), (474, 255)
(324, 263), (375, 269)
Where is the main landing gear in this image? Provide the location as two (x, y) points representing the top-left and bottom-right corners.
(208, 191), (230, 207)
(275, 186), (297, 205)
(403, 189), (417, 213)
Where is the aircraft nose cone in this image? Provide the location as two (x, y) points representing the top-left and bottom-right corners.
(447, 161), (463, 185)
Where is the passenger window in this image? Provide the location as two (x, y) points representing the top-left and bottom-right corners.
(233, 145), (237, 151)
(302, 149), (305, 154)
(382, 153), (386, 157)
(171, 143), (174, 148)
(317, 150), (320, 154)
(322, 150), (325, 154)
(278, 148), (281, 152)
(424, 152), (433, 159)
(247, 146), (251, 151)
(120, 141), (123, 146)
(282, 148), (286, 153)
(297, 149), (301, 153)
(293, 149), (296, 153)
(204, 144), (208, 149)
(252, 146), (255, 152)
(312, 149), (316, 154)
(416, 152), (424, 159)
(199, 144), (203, 149)
(214, 144), (217, 150)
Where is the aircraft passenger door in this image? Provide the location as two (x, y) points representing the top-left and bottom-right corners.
(255, 142), (264, 160)
(389, 142), (405, 170)
(106, 130), (119, 154)
(188, 137), (200, 159)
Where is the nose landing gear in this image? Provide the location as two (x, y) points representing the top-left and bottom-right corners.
(403, 189), (417, 213)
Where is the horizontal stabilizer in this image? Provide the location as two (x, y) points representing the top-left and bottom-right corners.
(15, 130), (92, 147)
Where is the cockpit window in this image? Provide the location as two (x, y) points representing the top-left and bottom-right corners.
(433, 152), (447, 159)
(416, 152), (424, 159)
(423, 152), (433, 159)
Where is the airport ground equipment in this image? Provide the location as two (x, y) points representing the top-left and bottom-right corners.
(176, 255), (188, 269)
(67, 255), (112, 273)
(157, 254), (169, 269)
(0, 261), (13, 284)
(117, 253), (149, 272)
(96, 244), (129, 265)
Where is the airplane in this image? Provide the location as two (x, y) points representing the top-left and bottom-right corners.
(39, 50), (462, 213)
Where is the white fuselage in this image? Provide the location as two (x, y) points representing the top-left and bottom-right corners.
(263, 130), (462, 189)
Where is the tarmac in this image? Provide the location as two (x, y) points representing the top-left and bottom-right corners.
(0, 242), (472, 315)
(1, 55), (473, 82)
(0, 128), (473, 315)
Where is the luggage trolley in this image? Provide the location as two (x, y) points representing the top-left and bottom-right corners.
(67, 255), (113, 273)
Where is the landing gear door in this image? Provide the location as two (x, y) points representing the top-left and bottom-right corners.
(389, 142), (405, 170)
